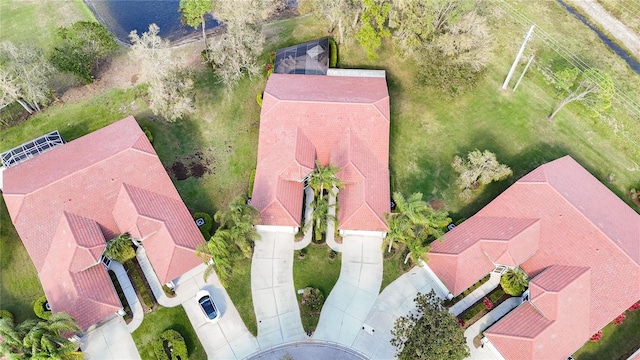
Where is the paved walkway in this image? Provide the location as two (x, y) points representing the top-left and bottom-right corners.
(314, 235), (383, 346)
(108, 261), (144, 332)
(350, 264), (448, 359)
(252, 230), (306, 349)
(81, 316), (141, 360)
(294, 186), (314, 251)
(449, 272), (501, 316)
(465, 297), (520, 360)
(325, 188), (342, 252)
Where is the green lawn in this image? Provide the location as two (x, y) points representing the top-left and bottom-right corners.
(0, 197), (44, 323)
(132, 305), (206, 360)
(293, 244), (342, 332)
(574, 308), (640, 359)
(0, 0), (95, 49)
(225, 258), (257, 335)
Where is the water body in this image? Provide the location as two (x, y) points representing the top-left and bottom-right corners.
(83, 0), (218, 44)
(556, 0), (640, 75)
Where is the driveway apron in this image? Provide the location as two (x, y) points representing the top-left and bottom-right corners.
(350, 264), (448, 359)
(313, 235), (383, 347)
(252, 230), (306, 349)
(180, 265), (260, 359)
(81, 316), (140, 360)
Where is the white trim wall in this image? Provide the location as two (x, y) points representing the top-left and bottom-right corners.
(255, 225), (299, 234)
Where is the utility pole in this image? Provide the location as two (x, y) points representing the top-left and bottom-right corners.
(513, 55), (535, 92)
(502, 25), (535, 90)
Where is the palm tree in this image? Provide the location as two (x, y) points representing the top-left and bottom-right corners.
(500, 268), (529, 296)
(214, 195), (261, 258)
(103, 232), (136, 264)
(197, 231), (233, 286)
(308, 194), (336, 242)
(307, 160), (343, 198)
(385, 192), (451, 264)
(0, 313), (82, 360)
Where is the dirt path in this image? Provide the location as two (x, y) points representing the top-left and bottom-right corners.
(569, 0), (640, 59)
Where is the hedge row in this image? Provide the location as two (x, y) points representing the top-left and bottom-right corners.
(153, 329), (188, 360)
(329, 37), (338, 67)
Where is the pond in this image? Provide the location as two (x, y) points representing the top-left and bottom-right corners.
(83, 0), (218, 44)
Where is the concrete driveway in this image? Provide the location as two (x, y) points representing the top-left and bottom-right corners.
(180, 265), (259, 359)
(313, 235), (383, 347)
(81, 316), (140, 360)
(350, 264), (448, 359)
(251, 230), (306, 349)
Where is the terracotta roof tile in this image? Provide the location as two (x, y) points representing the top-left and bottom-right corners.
(428, 156), (640, 359)
(2, 116), (204, 329)
(255, 74), (390, 230)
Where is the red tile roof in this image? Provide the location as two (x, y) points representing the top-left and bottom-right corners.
(428, 156), (640, 359)
(486, 265), (592, 360)
(254, 74), (390, 231)
(2, 116), (205, 329)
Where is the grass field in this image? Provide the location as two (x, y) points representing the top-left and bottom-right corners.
(132, 305), (206, 360)
(293, 244), (342, 332)
(574, 307), (640, 359)
(0, 0), (95, 49)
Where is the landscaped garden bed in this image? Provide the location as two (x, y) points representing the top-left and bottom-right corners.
(443, 274), (491, 308)
(108, 270), (133, 323)
(457, 285), (512, 328)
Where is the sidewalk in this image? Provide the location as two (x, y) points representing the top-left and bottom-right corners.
(108, 261), (143, 332)
(314, 235), (382, 347)
(294, 186), (314, 251)
(464, 297), (520, 360)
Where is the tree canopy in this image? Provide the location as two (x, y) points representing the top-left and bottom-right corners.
(391, 290), (469, 360)
(500, 268), (529, 296)
(548, 67), (614, 121)
(0, 41), (54, 113)
(356, 0), (390, 60)
(179, 0), (212, 43)
(129, 24), (195, 121)
(385, 192), (451, 264)
(452, 149), (512, 200)
(199, 196), (261, 285)
(50, 21), (118, 83)
(103, 232), (136, 264)
(0, 312), (82, 360)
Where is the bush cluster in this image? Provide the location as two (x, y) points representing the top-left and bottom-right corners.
(194, 212), (213, 239)
(459, 287), (506, 322)
(0, 309), (14, 324)
(142, 126), (154, 144)
(33, 295), (52, 320)
(301, 287), (324, 317)
(152, 329), (188, 360)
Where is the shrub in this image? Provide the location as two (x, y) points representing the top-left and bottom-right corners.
(483, 297), (493, 310)
(0, 309), (14, 324)
(300, 287), (325, 317)
(162, 284), (176, 298)
(328, 249), (337, 261)
(628, 302), (640, 311)
(256, 92), (263, 107)
(142, 126), (154, 144)
(34, 295), (52, 320)
(329, 38), (338, 67)
(500, 268), (529, 296)
(104, 233), (136, 263)
(613, 313), (626, 325)
(590, 331), (603, 342)
(153, 329), (188, 360)
(297, 248), (307, 259)
(194, 212), (213, 238)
